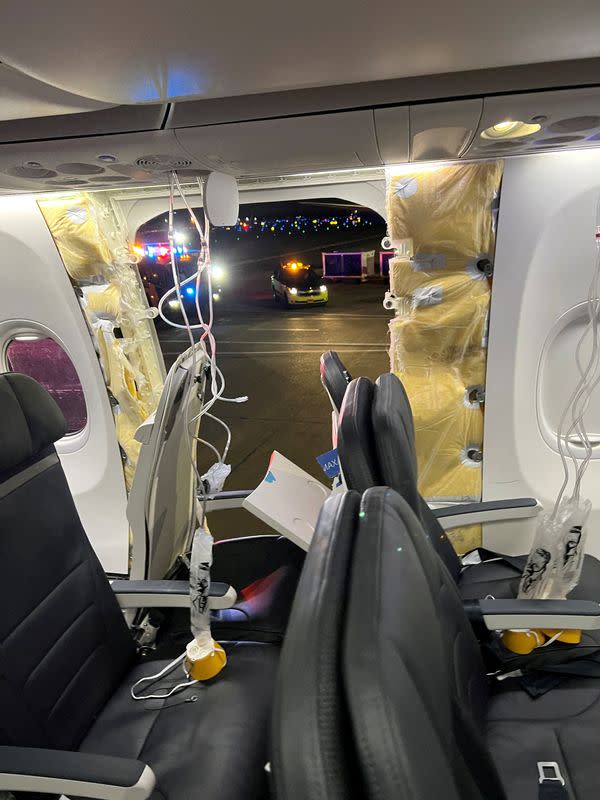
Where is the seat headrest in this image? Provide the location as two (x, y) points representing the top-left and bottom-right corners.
(372, 373), (462, 580)
(0, 373), (67, 473)
(372, 373), (420, 514)
(320, 350), (352, 413)
(337, 377), (380, 491)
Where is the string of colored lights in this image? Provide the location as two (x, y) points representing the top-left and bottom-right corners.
(229, 210), (373, 236)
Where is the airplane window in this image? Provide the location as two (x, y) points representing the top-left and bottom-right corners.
(6, 336), (87, 435)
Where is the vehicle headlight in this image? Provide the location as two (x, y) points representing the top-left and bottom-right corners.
(290, 287), (298, 295)
(212, 265), (226, 282)
(320, 285), (327, 293)
(168, 299), (181, 310)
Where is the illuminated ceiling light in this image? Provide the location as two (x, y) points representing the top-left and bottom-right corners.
(481, 120), (541, 140)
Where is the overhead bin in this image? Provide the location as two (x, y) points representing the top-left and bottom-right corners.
(0, 63), (113, 122)
(174, 110), (382, 177)
(0, 104), (167, 145)
(373, 107), (410, 165)
(464, 86), (600, 159)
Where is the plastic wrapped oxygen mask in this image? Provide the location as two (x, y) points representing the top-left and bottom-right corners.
(186, 526), (226, 681)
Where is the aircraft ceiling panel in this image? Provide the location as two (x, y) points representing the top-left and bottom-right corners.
(1, 1), (600, 104)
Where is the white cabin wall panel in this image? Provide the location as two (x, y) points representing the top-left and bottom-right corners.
(0, 195), (129, 573)
(484, 150), (600, 558)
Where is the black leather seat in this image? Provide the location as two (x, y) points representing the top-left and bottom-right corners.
(319, 350), (352, 413)
(0, 373), (277, 800)
(338, 371), (600, 605)
(271, 491), (362, 800)
(344, 487), (600, 800)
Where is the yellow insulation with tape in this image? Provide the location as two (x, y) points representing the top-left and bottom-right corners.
(37, 195), (113, 282)
(386, 162), (503, 553)
(39, 193), (165, 493)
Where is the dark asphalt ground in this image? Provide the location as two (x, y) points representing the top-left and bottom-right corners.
(157, 274), (391, 539)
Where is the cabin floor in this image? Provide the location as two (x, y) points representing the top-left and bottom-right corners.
(157, 280), (390, 539)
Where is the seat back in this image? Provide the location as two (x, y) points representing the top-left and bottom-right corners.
(271, 491), (362, 800)
(337, 377), (381, 492)
(319, 350), (352, 414)
(0, 373), (136, 751)
(372, 372), (462, 580)
(343, 487), (504, 800)
(128, 343), (206, 580)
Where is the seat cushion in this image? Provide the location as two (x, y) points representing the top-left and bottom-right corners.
(80, 642), (278, 800)
(458, 552), (600, 602)
(486, 675), (600, 800)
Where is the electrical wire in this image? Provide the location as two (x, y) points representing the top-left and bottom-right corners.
(553, 196), (600, 515)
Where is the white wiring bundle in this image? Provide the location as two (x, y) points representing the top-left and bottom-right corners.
(554, 194), (600, 514)
(132, 172), (245, 701)
(518, 196), (600, 601)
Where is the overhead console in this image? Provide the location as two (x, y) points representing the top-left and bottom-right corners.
(1, 79), (600, 194)
(463, 86), (600, 159)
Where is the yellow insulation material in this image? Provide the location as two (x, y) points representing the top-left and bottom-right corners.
(115, 410), (142, 491)
(38, 195), (112, 282)
(389, 278), (489, 366)
(394, 363), (484, 501)
(84, 284), (122, 320)
(39, 193), (165, 497)
(387, 162), (503, 258)
(386, 161), (503, 554)
(97, 329), (149, 424)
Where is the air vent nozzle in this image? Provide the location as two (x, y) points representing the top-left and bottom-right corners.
(135, 155), (193, 171)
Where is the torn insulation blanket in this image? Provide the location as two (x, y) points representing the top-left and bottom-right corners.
(37, 195), (112, 282)
(39, 193), (165, 495)
(386, 161), (503, 554)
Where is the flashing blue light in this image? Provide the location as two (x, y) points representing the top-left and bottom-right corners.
(146, 246), (156, 257)
(185, 287), (195, 297)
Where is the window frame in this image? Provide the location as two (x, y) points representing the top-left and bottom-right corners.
(0, 319), (90, 454)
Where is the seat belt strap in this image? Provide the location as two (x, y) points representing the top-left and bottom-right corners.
(538, 762), (569, 799)
(0, 453), (59, 500)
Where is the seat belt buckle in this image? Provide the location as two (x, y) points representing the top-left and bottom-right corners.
(538, 762), (565, 786)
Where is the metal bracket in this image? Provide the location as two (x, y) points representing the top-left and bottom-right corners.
(538, 762), (565, 786)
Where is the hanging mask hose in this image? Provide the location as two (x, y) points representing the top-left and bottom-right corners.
(130, 174), (240, 699)
(185, 525), (227, 680)
(503, 205), (600, 655)
(130, 525), (226, 701)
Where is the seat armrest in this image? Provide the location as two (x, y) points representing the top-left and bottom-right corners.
(0, 746), (155, 799)
(203, 489), (253, 511)
(466, 598), (600, 631)
(433, 497), (541, 530)
(111, 579), (237, 610)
